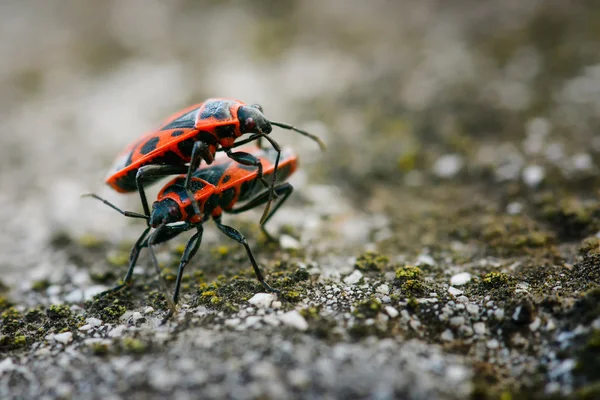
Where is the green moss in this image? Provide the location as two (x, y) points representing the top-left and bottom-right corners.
(353, 298), (383, 319)
(85, 297), (128, 323)
(121, 337), (148, 354)
(540, 197), (599, 240)
(77, 233), (103, 248)
(356, 251), (389, 272)
(47, 304), (72, 319)
(0, 296), (10, 312)
(12, 335), (27, 347)
(106, 251), (130, 267)
(482, 272), (511, 288)
(293, 268), (310, 282)
(281, 290), (302, 302)
(395, 265), (422, 281)
(402, 280), (427, 296)
(211, 245), (231, 258)
(579, 236), (600, 256)
(31, 279), (50, 292)
(90, 341), (110, 356)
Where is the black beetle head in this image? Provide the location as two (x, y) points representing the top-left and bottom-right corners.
(149, 198), (181, 228)
(237, 104), (272, 135)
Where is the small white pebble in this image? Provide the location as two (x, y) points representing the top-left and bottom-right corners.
(456, 296), (469, 303)
(225, 318), (241, 327)
(416, 254), (435, 266)
(132, 312), (144, 322)
(248, 293), (277, 309)
(473, 322), (486, 336)
(448, 287), (464, 296)
(441, 329), (454, 341)
(450, 273), (472, 286)
(494, 309), (505, 321)
(506, 202), (523, 215)
(78, 324), (92, 332)
(54, 332), (73, 345)
(409, 320), (421, 331)
(466, 304), (479, 316)
(271, 301), (282, 309)
(108, 325), (127, 338)
(143, 307), (155, 314)
(376, 284), (390, 295)
(280, 234), (301, 250)
(529, 317), (541, 332)
(279, 310), (308, 331)
(343, 270), (363, 285)
(486, 339), (500, 349)
(433, 154), (463, 178)
(85, 317), (102, 327)
(449, 316), (465, 327)
(522, 165), (545, 187)
(384, 306), (399, 318)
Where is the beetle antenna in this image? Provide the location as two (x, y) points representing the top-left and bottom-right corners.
(270, 121), (326, 151)
(82, 193), (149, 221)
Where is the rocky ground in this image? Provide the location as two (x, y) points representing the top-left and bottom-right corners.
(1, 1), (600, 399)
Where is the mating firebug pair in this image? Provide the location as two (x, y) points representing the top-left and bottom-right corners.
(88, 98), (322, 315)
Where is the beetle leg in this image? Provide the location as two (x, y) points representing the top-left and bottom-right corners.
(98, 226), (151, 297)
(213, 216), (279, 293)
(183, 141), (212, 220)
(227, 183), (293, 242)
(171, 225), (203, 306)
(253, 134), (282, 224)
(136, 164), (189, 216)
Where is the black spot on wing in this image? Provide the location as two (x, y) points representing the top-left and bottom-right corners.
(153, 150), (185, 166)
(222, 175), (231, 183)
(140, 137), (160, 155)
(161, 107), (201, 130)
(200, 99), (233, 120)
(188, 179), (207, 193)
(194, 163), (230, 185)
(220, 188), (236, 208)
(171, 130), (185, 137)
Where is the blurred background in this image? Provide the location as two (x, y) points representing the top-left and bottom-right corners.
(1, 0), (600, 286)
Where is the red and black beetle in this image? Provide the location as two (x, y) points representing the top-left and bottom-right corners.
(105, 98), (323, 223)
(88, 146), (298, 312)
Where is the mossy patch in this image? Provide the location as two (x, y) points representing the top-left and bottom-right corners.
(355, 251), (389, 272)
(85, 295), (130, 323)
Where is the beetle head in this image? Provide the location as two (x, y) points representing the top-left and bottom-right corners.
(149, 198), (181, 228)
(238, 104), (272, 135)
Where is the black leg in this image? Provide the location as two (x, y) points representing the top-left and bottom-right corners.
(184, 141), (213, 219)
(147, 226), (177, 315)
(225, 149), (270, 188)
(254, 134), (281, 224)
(227, 183), (293, 241)
(172, 226), (203, 305)
(82, 193), (149, 220)
(213, 216), (279, 293)
(136, 164), (189, 216)
(98, 226), (151, 297)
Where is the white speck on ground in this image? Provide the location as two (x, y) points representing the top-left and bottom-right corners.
(248, 293), (277, 309)
(450, 273), (471, 286)
(343, 270), (363, 285)
(279, 310), (308, 331)
(54, 332), (73, 345)
(522, 165), (545, 187)
(448, 287), (464, 296)
(433, 154), (463, 178)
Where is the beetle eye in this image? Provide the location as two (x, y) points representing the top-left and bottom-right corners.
(250, 104), (263, 113)
(168, 205), (179, 217)
(245, 117), (256, 131)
